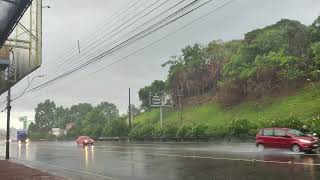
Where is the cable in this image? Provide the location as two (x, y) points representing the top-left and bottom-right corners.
(44, 0), (165, 76)
(13, 0), (234, 101)
(53, 0), (188, 76)
(25, 0), (214, 92)
(40, 0), (145, 69)
(40, 0), (151, 74)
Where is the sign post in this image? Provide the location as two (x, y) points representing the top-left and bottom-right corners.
(149, 93), (173, 128)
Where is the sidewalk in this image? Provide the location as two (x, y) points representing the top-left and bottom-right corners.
(0, 160), (64, 180)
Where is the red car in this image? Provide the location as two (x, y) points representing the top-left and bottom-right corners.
(76, 136), (94, 146)
(256, 128), (319, 153)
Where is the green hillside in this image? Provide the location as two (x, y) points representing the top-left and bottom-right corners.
(132, 85), (320, 137)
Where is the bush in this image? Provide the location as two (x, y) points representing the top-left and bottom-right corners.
(176, 125), (192, 137)
(268, 116), (304, 129)
(192, 124), (209, 137)
(152, 126), (164, 137)
(129, 124), (155, 138)
(227, 119), (257, 137)
(306, 116), (320, 135)
(204, 126), (227, 137)
(162, 125), (179, 137)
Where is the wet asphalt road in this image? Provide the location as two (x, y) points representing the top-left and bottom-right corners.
(0, 141), (320, 180)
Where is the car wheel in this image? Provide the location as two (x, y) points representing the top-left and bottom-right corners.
(257, 143), (264, 152)
(291, 144), (301, 153)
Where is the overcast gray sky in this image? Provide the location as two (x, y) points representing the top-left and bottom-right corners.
(0, 0), (319, 129)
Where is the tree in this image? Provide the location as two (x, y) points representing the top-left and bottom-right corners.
(138, 80), (167, 110)
(69, 103), (93, 129)
(81, 110), (107, 138)
(34, 99), (57, 132)
(95, 102), (119, 120)
(309, 16), (320, 43)
(55, 106), (71, 129)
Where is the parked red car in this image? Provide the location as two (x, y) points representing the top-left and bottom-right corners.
(76, 136), (94, 146)
(256, 128), (319, 153)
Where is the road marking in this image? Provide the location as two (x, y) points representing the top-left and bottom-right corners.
(72, 148), (320, 166)
(11, 158), (116, 180)
(16, 143), (320, 166)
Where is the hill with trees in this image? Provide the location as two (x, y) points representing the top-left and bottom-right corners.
(134, 17), (320, 138)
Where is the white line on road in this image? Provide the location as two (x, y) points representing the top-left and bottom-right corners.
(21, 144), (320, 166)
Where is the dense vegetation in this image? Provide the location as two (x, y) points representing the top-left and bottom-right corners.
(29, 17), (320, 140)
(28, 100), (133, 139)
(135, 17), (320, 138)
(135, 85), (320, 138)
(140, 17), (320, 107)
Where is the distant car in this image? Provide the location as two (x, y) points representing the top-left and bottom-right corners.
(76, 136), (94, 146)
(17, 130), (28, 143)
(256, 128), (319, 153)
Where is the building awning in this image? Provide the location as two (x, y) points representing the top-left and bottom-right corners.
(0, 0), (32, 47)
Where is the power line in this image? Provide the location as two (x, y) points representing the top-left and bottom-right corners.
(40, 0), (145, 70)
(26, 0), (197, 91)
(40, 0), (154, 75)
(52, 0), (187, 76)
(52, 0), (166, 75)
(25, 0), (217, 93)
(13, 0), (234, 101)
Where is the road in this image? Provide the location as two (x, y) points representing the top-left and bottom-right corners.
(0, 141), (319, 180)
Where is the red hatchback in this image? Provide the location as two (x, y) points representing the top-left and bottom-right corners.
(76, 136), (94, 146)
(256, 128), (319, 153)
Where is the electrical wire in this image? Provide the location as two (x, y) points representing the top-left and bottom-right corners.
(13, 0), (235, 102)
(25, 0), (218, 93)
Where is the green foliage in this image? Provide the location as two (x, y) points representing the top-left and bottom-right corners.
(81, 110), (107, 139)
(191, 124), (209, 137)
(138, 80), (167, 110)
(129, 124), (155, 138)
(204, 126), (227, 137)
(34, 99), (57, 132)
(176, 124), (192, 137)
(266, 116), (304, 130)
(306, 116), (320, 135)
(227, 119), (257, 137)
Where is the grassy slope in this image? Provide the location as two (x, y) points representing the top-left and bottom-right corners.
(134, 86), (320, 127)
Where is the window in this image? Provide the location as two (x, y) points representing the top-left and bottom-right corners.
(274, 129), (285, 136)
(263, 129), (273, 136)
(287, 129), (305, 137)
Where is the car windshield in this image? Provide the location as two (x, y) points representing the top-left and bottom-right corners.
(287, 129), (305, 137)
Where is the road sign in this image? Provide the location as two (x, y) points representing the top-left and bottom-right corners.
(151, 96), (161, 106)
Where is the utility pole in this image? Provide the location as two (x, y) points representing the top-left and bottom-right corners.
(160, 103), (163, 128)
(128, 88), (132, 132)
(5, 67), (11, 160)
(77, 40), (81, 54)
(177, 88), (183, 125)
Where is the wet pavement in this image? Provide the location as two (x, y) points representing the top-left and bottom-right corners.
(0, 141), (319, 180)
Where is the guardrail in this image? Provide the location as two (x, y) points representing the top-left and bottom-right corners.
(98, 136), (255, 143)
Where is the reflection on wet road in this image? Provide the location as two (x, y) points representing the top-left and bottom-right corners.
(1, 141), (320, 180)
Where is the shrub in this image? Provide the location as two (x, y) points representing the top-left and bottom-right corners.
(305, 116), (320, 135)
(192, 124), (209, 137)
(204, 126), (227, 137)
(162, 125), (179, 137)
(152, 126), (164, 137)
(227, 119), (256, 137)
(129, 124), (155, 138)
(268, 116), (304, 129)
(176, 125), (192, 137)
